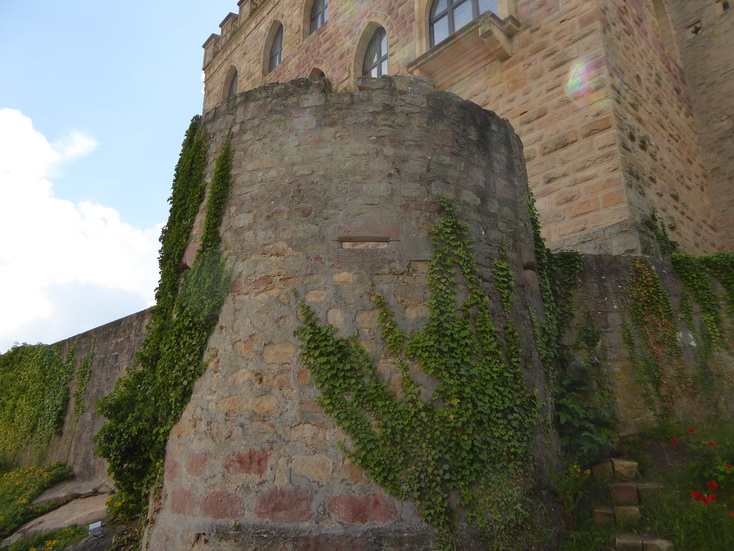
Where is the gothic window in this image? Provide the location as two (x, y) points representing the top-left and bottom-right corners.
(429, 0), (498, 47)
(310, 0), (328, 33)
(227, 70), (238, 98)
(269, 24), (284, 72)
(362, 27), (388, 77)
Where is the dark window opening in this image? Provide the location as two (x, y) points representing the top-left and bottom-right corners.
(362, 27), (388, 77)
(310, 0), (328, 33)
(227, 71), (238, 98)
(429, 0), (499, 47)
(269, 24), (284, 72)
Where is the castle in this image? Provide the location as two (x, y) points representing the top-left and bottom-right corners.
(5, 2), (734, 550)
(201, 0), (734, 255)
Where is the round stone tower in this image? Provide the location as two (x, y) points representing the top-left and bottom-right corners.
(145, 76), (554, 550)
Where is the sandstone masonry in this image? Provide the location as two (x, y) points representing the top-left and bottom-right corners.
(200, 0), (733, 254)
(144, 78), (555, 550)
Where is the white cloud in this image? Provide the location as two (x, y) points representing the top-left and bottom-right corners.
(0, 109), (161, 352)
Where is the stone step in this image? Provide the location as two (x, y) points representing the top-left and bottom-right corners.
(592, 458), (639, 481)
(609, 481), (666, 506)
(614, 533), (674, 551)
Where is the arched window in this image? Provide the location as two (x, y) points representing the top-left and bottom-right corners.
(310, 0), (328, 33)
(227, 70), (238, 98)
(430, 0), (498, 47)
(269, 24), (284, 72)
(362, 27), (388, 77)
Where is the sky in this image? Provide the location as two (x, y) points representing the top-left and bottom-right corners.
(0, 0), (237, 352)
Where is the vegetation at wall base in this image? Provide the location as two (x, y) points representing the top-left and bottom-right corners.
(5, 524), (86, 551)
(295, 199), (539, 550)
(0, 344), (78, 465)
(0, 464), (74, 540)
(95, 120), (234, 522)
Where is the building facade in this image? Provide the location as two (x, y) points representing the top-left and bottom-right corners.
(200, 0), (733, 255)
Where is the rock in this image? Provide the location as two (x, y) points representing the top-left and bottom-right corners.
(612, 458), (639, 480)
(643, 537), (674, 550)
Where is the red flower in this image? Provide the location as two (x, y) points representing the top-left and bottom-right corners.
(730, 512), (734, 517)
(670, 437), (678, 444)
(711, 494), (718, 501)
(709, 481), (719, 490)
(727, 463), (732, 469)
(692, 491), (703, 499)
(689, 427), (696, 433)
(708, 441), (716, 446)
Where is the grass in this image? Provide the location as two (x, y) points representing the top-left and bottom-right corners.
(560, 422), (734, 550)
(5, 525), (86, 551)
(0, 463), (73, 540)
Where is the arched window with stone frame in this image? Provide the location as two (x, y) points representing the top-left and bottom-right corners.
(362, 27), (388, 77)
(267, 23), (284, 73)
(429, 0), (498, 47)
(309, 0), (328, 34)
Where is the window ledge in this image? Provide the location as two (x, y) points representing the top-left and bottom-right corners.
(407, 13), (521, 87)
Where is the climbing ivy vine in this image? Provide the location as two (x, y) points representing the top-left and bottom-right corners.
(295, 199), (538, 549)
(0, 344), (77, 465)
(95, 120), (233, 521)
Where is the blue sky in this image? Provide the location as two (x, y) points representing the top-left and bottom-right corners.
(0, 0), (236, 352)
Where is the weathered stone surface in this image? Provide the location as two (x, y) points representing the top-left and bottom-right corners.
(328, 494), (398, 524)
(144, 78), (555, 549)
(292, 454), (333, 482)
(612, 458), (638, 480)
(254, 486), (314, 522)
(224, 448), (270, 475)
(263, 342), (297, 364)
(170, 489), (197, 515)
(185, 452), (209, 477)
(200, 491), (244, 519)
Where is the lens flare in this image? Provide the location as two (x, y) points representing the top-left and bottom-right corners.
(565, 56), (609, 108)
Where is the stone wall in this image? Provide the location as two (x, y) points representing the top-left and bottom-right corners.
(201, 0), (630, 253)
(198, 0), (723, 255)
(568, 255), (734, 436)
(669, 0), (734, 251)
(20, 310), (151, 483)
(144, 78), (554, 550)
(600, 0), (717, 254)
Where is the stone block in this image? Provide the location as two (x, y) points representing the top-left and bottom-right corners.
(224, 448), (270, 475)
(263, 342), (297, 363)
(610, 482), (639, 505)
(328, 494), (398, 524)
(293, 454), (333, 482)
(200, 491), (244, 519)
(612, 458), (638, 480)
(254, 486), (314, 522)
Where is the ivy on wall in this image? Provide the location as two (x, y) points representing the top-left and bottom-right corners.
(295, 200), (538, 549)
(0, 344), (77, 465)
(95, 120), (234, 520)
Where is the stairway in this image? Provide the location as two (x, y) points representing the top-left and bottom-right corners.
(591, 458), (674, 551)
